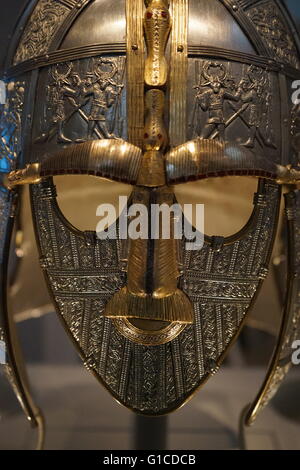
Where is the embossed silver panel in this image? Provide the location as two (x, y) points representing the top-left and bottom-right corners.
(14, 0), (71, 65)
(246, 0), (300, 69)
(30, 56), (127, 161)
(187, 59), (280, 158)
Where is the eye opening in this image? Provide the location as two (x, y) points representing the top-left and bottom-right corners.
(54, 175), (133, 233)
(174, 176), (258, 238)
(53, 175), (258, 238)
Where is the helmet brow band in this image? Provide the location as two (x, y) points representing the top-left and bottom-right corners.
(6, 140), (143, 188)
(166, 138), (300, 185)
(6, 137), (300, 189)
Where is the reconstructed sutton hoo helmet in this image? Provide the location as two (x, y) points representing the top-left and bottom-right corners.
(1, 0), (300, 447)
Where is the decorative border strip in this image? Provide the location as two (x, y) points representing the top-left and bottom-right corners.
(4, 44), (126, 79)
(188, 45), (276, 71)
(5, 43), (300, 81)
(126, 0), (145, 148)
(237, 0), (260, 8)
(169, 0), (189, 147)
(185, 272), (263, 283)
(279, 73), (291, 167)
(59, 0), (80, 7)
(188, 45), (300, 79)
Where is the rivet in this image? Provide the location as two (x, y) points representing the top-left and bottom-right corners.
(132, 44), (138, 51)
(177, 44), (184, 53)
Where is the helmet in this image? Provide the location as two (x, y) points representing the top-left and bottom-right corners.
(1, 0), (300, 441)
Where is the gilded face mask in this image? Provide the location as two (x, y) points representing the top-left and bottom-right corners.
(1, 0), (300, 445)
